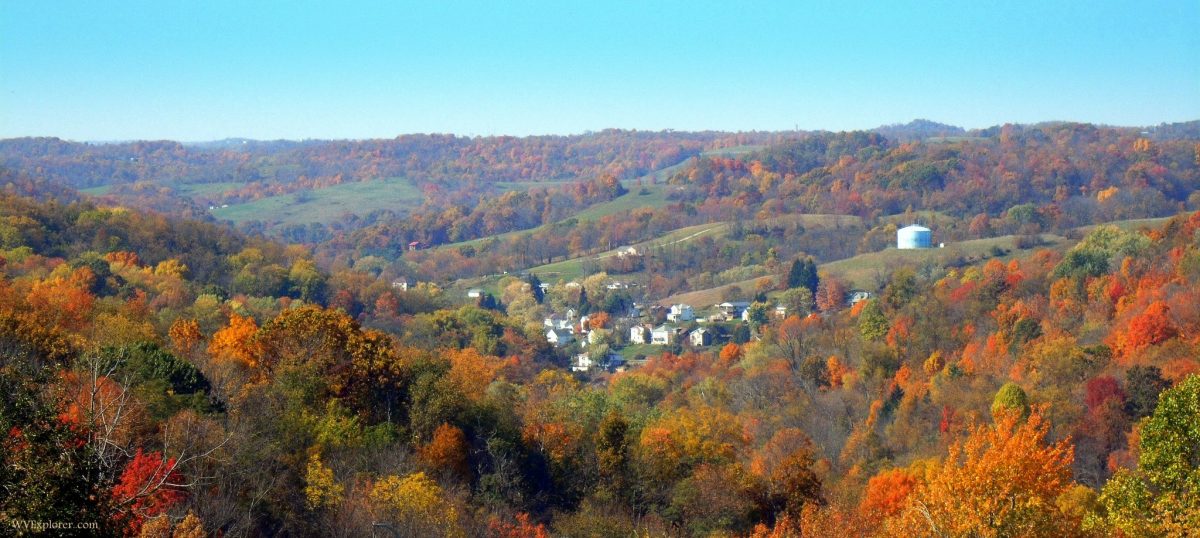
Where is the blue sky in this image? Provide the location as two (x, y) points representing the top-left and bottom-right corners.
(2, 1), (1197, 140)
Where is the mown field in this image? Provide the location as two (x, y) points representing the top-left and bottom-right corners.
(439, 146), (766, 251)
(658, 233), (1073, 307)
(208, 177), (424, 225)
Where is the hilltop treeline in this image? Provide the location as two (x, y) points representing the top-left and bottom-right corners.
(0, 130), (781, 192)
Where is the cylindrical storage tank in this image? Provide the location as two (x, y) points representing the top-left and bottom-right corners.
(897, 225), (931, 249)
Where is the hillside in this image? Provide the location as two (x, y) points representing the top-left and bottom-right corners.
(657, 216), (1177, 307)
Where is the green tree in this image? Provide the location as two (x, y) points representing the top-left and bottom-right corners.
(991, 382), (1031, 422)
(594, 411), (630, 502)
(787, 257), (819, 293)
(858, 299), (889, 341)
(746, 302), (770, 330)
(1099, 375), (1200, 535)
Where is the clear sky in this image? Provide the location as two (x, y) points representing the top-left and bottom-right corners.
(2, 1), (1197, 141)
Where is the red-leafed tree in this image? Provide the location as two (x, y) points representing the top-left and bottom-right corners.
(111, 449), (185, 536)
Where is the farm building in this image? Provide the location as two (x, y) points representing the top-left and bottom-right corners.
(897, 225), (932, 249)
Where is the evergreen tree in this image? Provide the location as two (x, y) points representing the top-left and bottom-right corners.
(788, 257), (820, 293)
(527, 274), (544, 304)
(788, 258), (804, 289)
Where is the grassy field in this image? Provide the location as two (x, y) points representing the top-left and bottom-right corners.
(209, 177), (423, 225)
(526, 213), (862, 283)
(528, 221), (729, 282)
(79, 185), (112, 196)
(658, 232), (1073, 306)
(656, 214), (1182, 306)
(1076, 216), (1174, 233)
(81, 181), (244, 198)
(176, 182), (245, 197)
(820, 234), (1070, 289)
(442, 183), (680, 251)
(437, 147), (766, 252)
(617, 343), (664, 362)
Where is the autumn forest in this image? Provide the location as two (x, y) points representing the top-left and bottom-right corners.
(2, 119), (1200, 537)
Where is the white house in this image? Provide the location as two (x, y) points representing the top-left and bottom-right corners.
(689, 327), (713, 347)
(467, 288), (483, 298)
(718, 301), (750, 317)
(774, 305), (789, 318)
(667, 304), (695, 322)
(571, 353), (593, 372)
(847, 290), (874, 306)
(651, 325), (675, 345)
(546, 328), (573, 347)
(391, 279), (410, 291)
(630, 325), (650, 344)
(544, 316), (572, 331)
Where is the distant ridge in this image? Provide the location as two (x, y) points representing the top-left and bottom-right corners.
(872, 119), (966, 142)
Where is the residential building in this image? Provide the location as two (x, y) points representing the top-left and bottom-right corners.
(689, 327), (713, 347)
(667, 304), (694, 322)
(651, 325), (675, 345)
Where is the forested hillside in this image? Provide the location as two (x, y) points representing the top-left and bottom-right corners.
(376, 123), (1200, 288)
(2, 189), (1200, 535)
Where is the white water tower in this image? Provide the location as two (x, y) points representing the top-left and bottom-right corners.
(897, 224), (932, 249)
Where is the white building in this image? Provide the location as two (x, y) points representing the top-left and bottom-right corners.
(897, 225), (932, 249)
(571, 353), (593, 372)
(467, 288), (483, 298)
(544, 316), (572, 331)
(546, 328), (574, 347)
(718, 301), (750, 316)
(616, 246), (640, 258)
(667, 304), (695, 322)
(391, 279), (410, 291)
(689, 327), (712, 347)
(774, 305), (789, 318)
(651, 325), (675, 345)
(630, 325), (650, 344)
(847, 290), (874, 306)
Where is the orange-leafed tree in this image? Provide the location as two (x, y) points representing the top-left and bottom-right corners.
(1111, 300), (1177, 360)
(487, 513), (550, 538)
(859, 467), (918, 524)
(815, 275), (849, 312)
(718, 343), (742, 365)
(168, 318), (202, 357)
(887, 408), (1077, 536)
(445, 347), (503, 402)
(206, 312), (261, 369)
(420, 423), (470, 479)
(588, 311), (611, 329)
